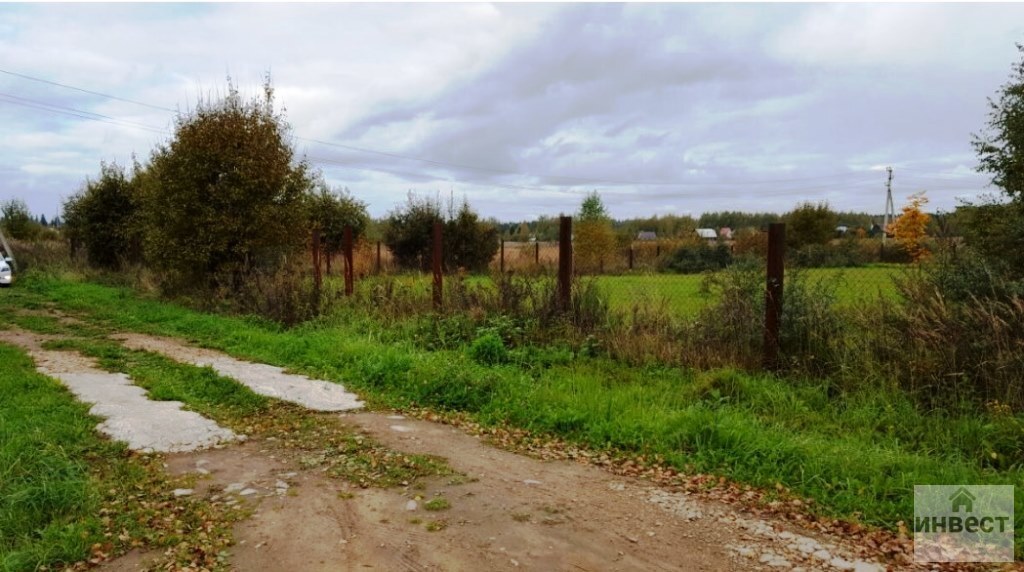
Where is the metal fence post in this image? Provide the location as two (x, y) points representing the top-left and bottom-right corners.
(376, 240), (382, 274)
(535, 241), (540, 266)
(628, 246), (634, 271)
(500, 238), (505, 273)
(764, 223), (785, 370)
(433, 222), (443, 311)
(343, 225), (354, 296)
(558, 216), (572, 312)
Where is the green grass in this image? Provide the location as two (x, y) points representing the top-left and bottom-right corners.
(0, 343), (111, 570)
(0, 339), (252, 572)
(593, 265), (904, 316)
(3, 273), (1022, 555)
(335, 265), (903, 317)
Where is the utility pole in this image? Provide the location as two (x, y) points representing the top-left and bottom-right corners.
(882, 166), (894, 246)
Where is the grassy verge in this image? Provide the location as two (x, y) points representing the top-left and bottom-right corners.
(3, 273), (1022, 554)
(0, 342), (244, 571)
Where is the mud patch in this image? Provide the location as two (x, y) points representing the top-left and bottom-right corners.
(114, 333), (364, 412)
(0, 328), (238, 453)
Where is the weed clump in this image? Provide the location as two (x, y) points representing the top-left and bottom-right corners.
(468, 333), (508, 365)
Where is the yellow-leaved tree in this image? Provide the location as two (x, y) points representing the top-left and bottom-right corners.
(888, 191), (931, 261)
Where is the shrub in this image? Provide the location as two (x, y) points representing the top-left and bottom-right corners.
(62, 162), (143, 270)
(1, 199), (41, 241)
(468, 333), (508, 365)
(784, 201), (838, 250)
(383, 194), (498, 273)
(789, 239), (871, 268)
(308, 184), (370, 256)
(661, 242), (732, 274)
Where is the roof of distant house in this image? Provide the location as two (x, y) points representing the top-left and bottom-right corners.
(695, 228), (717, 239)
(637, 231), (657, 240)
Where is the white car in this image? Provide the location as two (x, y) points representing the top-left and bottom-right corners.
(0, 257), (12, 287)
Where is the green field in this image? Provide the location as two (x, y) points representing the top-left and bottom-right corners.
(340, 265), (906, 317)
(594, 265), (904, 315)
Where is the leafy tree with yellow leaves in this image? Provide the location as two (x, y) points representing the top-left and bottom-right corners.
(888, 191), (931, 261)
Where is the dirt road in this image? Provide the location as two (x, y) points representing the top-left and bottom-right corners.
(2, 327), (892, 571)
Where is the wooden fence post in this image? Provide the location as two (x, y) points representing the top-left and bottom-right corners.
(433, 222), (443, 311)
(376, 241), (382, 274)
(558, 216), (572, 312)
(535, 241), (540, 266)
(628, 247), (633, 271)
(500, 239), (505, 273)
(343, 226), (354, 296)
(764, 223), (785, 370)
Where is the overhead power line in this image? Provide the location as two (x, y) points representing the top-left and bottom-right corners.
(0, 94), (170, 135)
(0, 68), (177, 113)
(0, 68), (969, 201)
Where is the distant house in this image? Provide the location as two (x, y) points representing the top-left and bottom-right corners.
(637, 231), (657, 241)
(719, 227), (733, 240)
(836, 225), (849, 236)
(695, 228), (717, 241)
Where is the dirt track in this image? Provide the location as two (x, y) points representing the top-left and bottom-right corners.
(2, 328), (891, 571)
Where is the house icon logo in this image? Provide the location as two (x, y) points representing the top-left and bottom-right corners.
(949, 487), (976, 513)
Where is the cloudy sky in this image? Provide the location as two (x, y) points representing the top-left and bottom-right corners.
(1, 3), (1023, 222)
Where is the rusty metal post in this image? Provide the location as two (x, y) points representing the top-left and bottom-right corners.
(376, 241), (382, 274)
(343, 226), (354, 296)
(535, 241), (540, 265)
(432, 222), (443, 311)
(558, 216), (572, 312)
(628, 247), (634, 270)
(764, 223), (785, 370)
(500, 239), (505, 273)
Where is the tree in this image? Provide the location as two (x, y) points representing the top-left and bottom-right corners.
(579, 190), (609, 220)
(139, 78), (313, 293)
(383, 193), (443, 271)
(973, 43), (1024, 200)
(1, 199), (40, 240)
(382, 193), (498, 272)
(62, 162), (143, 269)
(308, 183), (370, 255)
(965, 44), (1024, 277)
(445, 198), (499, 272)
(575, 191), (616, 273)
(784, 201), (838, 250)
(887, 191), (931, 261)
